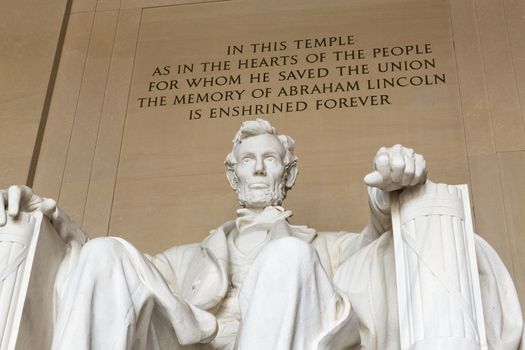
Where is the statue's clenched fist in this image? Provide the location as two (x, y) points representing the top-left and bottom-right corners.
(0, 185), (56, 226)
(364, 144), (426, 192)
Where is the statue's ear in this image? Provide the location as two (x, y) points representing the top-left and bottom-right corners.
(226, 169), (238, 190)
(285, 162), (298, 189)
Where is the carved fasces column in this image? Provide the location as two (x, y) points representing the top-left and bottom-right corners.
(0, 213), (35, 350)
(0, 213), (65, 350)
(391, 182), (488, 350)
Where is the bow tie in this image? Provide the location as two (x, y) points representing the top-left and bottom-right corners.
(235, 206), (293, 234)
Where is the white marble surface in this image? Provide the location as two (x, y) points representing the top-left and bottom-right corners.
(0, 119), (522, 349)
(392, 183), (487, 350)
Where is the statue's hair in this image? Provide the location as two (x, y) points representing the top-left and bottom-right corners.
(225, 119), (298, 188)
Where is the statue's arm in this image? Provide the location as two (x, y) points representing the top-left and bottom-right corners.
(48, 206), (89, 245)
(151, 239), (228, 312)
(361, 144), (427, 242)
(362, 186), (391, 243)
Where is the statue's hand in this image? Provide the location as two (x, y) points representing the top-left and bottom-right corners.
(0, 185), (57, 226)
(364, 144), (427, 192)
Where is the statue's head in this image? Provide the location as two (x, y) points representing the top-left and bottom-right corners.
(225, 119), (298, 209)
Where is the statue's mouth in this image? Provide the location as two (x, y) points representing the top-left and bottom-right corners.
(248, 183), (269, 189)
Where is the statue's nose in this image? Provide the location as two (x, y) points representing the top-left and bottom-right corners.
(253, 157), (266, 176)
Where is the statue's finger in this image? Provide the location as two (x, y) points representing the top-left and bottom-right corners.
(375, 153), (390, 178)
(390, 153), (405, 183)
(391, 144), (402, 152)
(364, 171), (384, 187)
(18, 185), (38, 210)
(20, 185), (33, 202)
(41, 198), (57, 217)
(376, 146), (388, 156)
(403, 147), (415, 157)
(401, 155), (415, 186)
(8, 185), (21, 217)
(412, 155), (427, 186)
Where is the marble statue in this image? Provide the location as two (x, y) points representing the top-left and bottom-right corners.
(0, 119), (523, 350)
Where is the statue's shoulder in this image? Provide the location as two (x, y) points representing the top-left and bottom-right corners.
(202, 220), (235, 254)
(204, 220), (236, 240)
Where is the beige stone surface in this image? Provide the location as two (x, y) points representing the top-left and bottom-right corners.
(468, 153), (514, 275)
(475, 0), (525, 152)
(33, 12), (95, 200)
(502, 0), (525, 129)
(449, 0), (495, 156)
(0, 0), (69, 188)
(121, 0), (233, 10)
(95, 0), (121, 12)
(57, 10), (119, 229)
(82, 9), (142, 236)
(71, 0), (97, 14)
(70, 0), (232, 12)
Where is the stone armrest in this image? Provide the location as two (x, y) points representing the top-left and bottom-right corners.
(0, 213), (65, 350)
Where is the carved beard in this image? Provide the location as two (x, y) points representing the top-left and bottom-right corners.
(236, 181), (286, 209)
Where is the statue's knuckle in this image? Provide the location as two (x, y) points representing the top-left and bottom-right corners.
(376, 155), (389, 166)
(392, 158), (405, 169)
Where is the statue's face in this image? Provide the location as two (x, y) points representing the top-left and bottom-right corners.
(233, 134), (287, 209)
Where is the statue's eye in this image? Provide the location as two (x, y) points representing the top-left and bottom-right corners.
(242, 157), (252, 164)
(265, 156), (275, 163)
